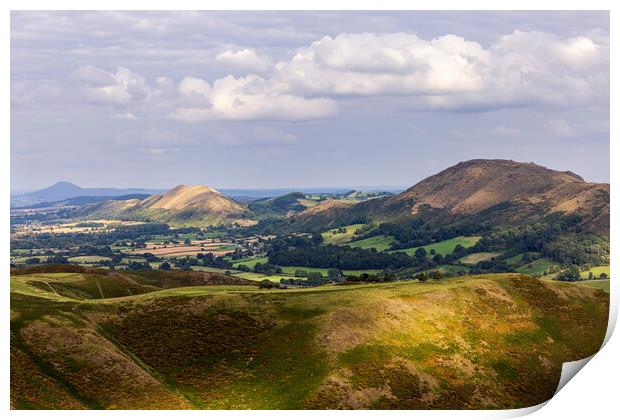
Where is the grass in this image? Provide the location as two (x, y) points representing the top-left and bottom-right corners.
(459, 252), (502, 265)
(229, 256), (268, 269)
(347, 235), (395, 251)
(578, 279), (610, 293)
(516, 259), (558, 276)
(504, 253), (541, 265)
(11, 269), (610, 409)
(321, 224), (366, 245)
(389, 236), (481, 256)
(580, 265), (610, 279)
(67, 256), (112, 263)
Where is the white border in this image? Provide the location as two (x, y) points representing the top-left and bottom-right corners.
(3, 2), (616, 419)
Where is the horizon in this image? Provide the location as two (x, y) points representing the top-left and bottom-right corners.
(11, 11), (610, 190)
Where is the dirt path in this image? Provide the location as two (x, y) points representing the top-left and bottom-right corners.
(43, 281), (61, 297)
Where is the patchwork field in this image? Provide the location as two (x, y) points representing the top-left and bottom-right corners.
(390, 236), (482, 257)
(321, 224), (366, 245)
(516, 259), (558, 276)
(580, 265), (610, 279)
(128, 242), (234, 257)
(348, 235), (395, 251)
(459, 252), (503, 265)
(11, 267), (609, 409)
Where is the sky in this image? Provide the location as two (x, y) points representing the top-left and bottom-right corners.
(10, 11), (610, 191)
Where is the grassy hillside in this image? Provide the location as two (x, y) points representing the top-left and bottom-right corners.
(11, 270), (608, 409)
(322, 224), (366, 245)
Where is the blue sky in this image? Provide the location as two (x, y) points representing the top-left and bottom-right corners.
(11, 11), (609, 191)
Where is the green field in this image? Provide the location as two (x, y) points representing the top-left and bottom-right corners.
(321, 224), (366, 245)
(230, 256), (268, 269)
(460, 252), (503, 265)
(67, 256), (112, 263)
(347, 235), (395, 251)
(580, 265), (610, 279)
(516, 259), (558, 276)
(11, 269), (609, 409)
(279, 266), (382, 277)
(578, 279), (610, 293)
(190, 266), (240, 274)
(504, 253), (542, 265)
(390, 236), (482, 257)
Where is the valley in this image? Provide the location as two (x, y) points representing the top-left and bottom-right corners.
(9, 158), (611, 409)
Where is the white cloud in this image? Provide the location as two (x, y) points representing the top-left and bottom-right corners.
(114, 112), (137, 120)
(216, 48), (272, 72)
(271, 31), (608, 110)
(544, 119), (578, 138)
(492, 125), (521, 137)
(73, 65), (151, 105)
(172, 74), (338, 121)
(67, 30), (609, 121)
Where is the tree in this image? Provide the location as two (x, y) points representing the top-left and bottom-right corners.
(184, 238), (192, 246)
(414, 248), (427, 259)
(556, 265), (580, 282)
(159, 262), (171, 270)
(258, 279), (274, 289)
(431, 270), (444, 280)
(588, 271), (594, 280)
(600, 273), (608, 279)
(328, 268), (341, 281)
(311, 232), (324, 244)
(417, 272), (428, 282)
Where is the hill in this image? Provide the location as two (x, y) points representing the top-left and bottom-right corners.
(11, 181), (165, 208)
(247, 192), (308, 218)
(85, 185), (248, 227)
(11, 270), (608, 409)
(285, 159), (610, 234)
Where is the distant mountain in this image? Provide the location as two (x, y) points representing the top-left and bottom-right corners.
(285, 159), (609, 234)
(85, 185), (248, 226)
(11, 181), (165, 208)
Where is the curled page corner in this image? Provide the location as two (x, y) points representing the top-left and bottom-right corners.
(554, 355), (595, 396)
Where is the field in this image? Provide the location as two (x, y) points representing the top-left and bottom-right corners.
(459, 252), (503, 265)
(348, 235), (395, 251)
(67, 256), (112, 263)
(516, 259), (558, 276)
(390, 236), (482, 256)
(229, 256), (269, 269)
(127, 242), (234, 257)
(321, 224), (366, 245)
(580, 265), (610, 279)
(11, 268), (609, 409)
(578, 279), (610, 293)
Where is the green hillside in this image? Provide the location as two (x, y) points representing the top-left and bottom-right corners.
(11, 269), (608, 409)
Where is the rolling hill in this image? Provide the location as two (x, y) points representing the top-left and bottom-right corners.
(11, 268), (609, 409)
(11, 181), (165, 208)
(285, 159), (610, 234)
(85, 185), (249, 227)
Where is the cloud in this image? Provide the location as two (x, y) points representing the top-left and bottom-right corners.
(114, 112), (137, 120)
(64, 30), (609, 121)
(116, 128), (196, 149)
(171, 74), (338, 121)
(216, 48), (272, 72)
(544, 119), (578, 138)
(73, 65), (151, 105)
(492, 125), (521, 137)
(270, 31), (608, 111)
(213, 127), (299, 147)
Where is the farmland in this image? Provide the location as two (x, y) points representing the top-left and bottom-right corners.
(321, 224), (366, 245)
(389, 236), (482, 256)
(348, 235), (395, 251)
